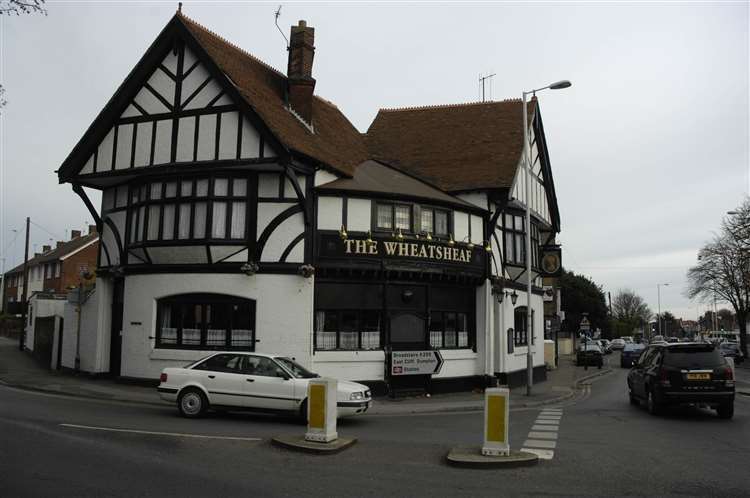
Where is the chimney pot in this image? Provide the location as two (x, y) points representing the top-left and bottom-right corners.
(56, 241), (64, 249)
(42, 245), (51, 253)
(298, 20), (306, 27)
(71, 230), (81, 239)
(88, 224), (97, 235)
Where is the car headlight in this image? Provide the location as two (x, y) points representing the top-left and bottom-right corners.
(350, 392), (365, 401)
(365, 390), (371, 399)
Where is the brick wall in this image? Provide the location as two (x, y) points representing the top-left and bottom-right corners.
(60, 241), (99, 291)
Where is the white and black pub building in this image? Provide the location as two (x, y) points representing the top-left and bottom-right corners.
(57, 12), (563, 392)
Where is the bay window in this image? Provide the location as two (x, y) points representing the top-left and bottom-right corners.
(128, 175), (250, 246)
(156, 294), (255, 350)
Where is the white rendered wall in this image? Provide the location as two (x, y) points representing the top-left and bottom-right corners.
(314, 169), (339, 187)
(24, 296), (65, 351)
(493, 291), (546, 375)
(456, 192), (488, 210)
(317, 197), (342, 230)
(119, 273), (313, 379)
(346, 198), (370, 232)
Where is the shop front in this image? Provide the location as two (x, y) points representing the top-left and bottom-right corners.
(313, 232), (488, 394)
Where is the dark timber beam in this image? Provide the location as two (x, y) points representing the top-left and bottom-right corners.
(73, 183), (102, 231)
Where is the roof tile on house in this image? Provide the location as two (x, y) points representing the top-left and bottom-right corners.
(5, 233), (98, 275)
(366, 99), (536, 192)
(179, 13), (368, 177)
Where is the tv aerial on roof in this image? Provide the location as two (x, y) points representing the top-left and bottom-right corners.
(274, 5), (290, 50)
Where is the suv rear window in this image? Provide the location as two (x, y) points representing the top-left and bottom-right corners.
(663, 347), (725, 368)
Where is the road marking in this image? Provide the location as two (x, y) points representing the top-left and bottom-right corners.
(59, 424), (262, 441)
(537, 414), (561, 419)
(528, 431), (558, 440)
(531, 424), (559, 431)
(523, 439), (556, 449)
(534, 419), (560, 425)
(521, 448), (555, 460)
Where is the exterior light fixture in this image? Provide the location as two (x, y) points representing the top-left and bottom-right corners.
(426, 232), (433, 241)
(240, 262), (260, 276)
(510, 290), (519, 306)
(461, 236), (474, 250)
(484, 240), (492, 253)
(448, 235), (455, 246)
(339, 225), (348, 241)
(496, 292), (504, 304)
(396, 228), (404, 240)
(298, 264), (315, 278)
(366, 230), (374, 245)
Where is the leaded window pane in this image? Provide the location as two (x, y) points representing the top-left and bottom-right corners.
(178, 204), (191, 240)
(165, 182), (177, 198)
(377, 204), (392, 229)
(137, 206), (145, 241)
(395, 205), (411, 230)
(435, 211), (448, 235)
(180, 180), (192, 197)
(232, 178), (247, 197)
(116, 187), (128, 208)
(162, 204), (175, 240)
(196, 179), (209, 197)
(430, 311), (444, 348)
(212, 202), (227, 238)
(150, 182), (162, 200)
(193, 202), (207, 239)
(147, 206), (160, 240)
(231, 202), (246, 239)
(214, 178), (229, 196)
(421, 209), (433, 234)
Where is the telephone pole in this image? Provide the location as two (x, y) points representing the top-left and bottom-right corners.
(19, 217), (30, 351)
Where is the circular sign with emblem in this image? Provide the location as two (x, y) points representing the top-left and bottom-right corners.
(542, 251), (561, 275)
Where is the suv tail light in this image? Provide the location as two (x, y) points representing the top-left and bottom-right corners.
(159, 373), (168, 383)
(659, 368), (671, 387)
(724, 367), (734, 387)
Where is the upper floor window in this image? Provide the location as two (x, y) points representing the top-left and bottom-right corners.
(156, 293), (255, 350)
(376, 203), (411, 232)
(128, 175), (250, 246)
(420, 206), (450, 236)
(501, 213), (540, 268)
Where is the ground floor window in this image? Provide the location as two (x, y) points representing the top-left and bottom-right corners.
(314, 310), (382, 351)
(156, 294), (255, 350)
(513, 306), (534, 347)
(429, 311), (469, 349)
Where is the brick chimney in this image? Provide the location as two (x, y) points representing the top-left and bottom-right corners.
(42, 245), (51, 253)
(56, 241), (64, 249)
(287, 20), (316, 124)
(71, 230), (81, 239)
(88, 224), (97, 235)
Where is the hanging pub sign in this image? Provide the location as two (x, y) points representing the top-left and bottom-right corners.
(315, 233), (486, 276)
(539, 245), (562, 277)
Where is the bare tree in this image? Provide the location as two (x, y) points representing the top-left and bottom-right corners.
(687, 200), (750, 356)
(611, 289), (652, 337)
(0, 0), (46, 15)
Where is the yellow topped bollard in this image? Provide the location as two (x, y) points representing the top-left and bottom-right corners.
(482, 387), (510, 456)
(305, 377), (338, 443)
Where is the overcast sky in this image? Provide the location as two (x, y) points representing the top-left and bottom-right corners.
(1, 1), (748, 322)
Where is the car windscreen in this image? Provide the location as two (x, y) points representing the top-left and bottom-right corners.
(623, 345), (644, 353)
(582, 345), (601, 353)
(663, 347), (725, 368)
(184, 354), (213, 369)
(275, 357), (318, 378)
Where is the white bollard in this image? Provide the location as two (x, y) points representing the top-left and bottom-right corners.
(482, 387), (510, 456)
(305, 378), (338, 443)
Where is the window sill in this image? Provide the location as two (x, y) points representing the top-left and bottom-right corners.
(151, 348), (254, 360)
(314, 350), (385, 362)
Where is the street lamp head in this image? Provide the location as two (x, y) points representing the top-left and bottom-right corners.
(727, 211), (739, 215)
(549, 80), (572, 90)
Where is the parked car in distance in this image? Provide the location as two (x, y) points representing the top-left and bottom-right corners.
(610, 338), (626, 351)
(576, 343), (604, 368)
(719, 342), (744, 365)
(599, 339), (612, 354)
(158, 352), (372, 419)
(621, 336), (634, 344)
(652, 335), (665, 343)
(667, 337), (679, 343)
(627, 342), (734, 419)
(620, 343), (646, 368)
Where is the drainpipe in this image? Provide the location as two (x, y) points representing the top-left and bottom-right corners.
(75, 281), (82, 372)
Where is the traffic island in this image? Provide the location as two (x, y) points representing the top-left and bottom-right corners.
(271, 434), (357, 455)
(445, 447), (539, 469)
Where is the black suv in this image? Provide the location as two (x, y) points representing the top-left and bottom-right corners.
(627, 343), (734, 419)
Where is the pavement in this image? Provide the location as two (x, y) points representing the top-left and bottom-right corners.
(0, 336), (609, 414)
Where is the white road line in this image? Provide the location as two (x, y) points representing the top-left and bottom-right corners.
(531, 424), (559, 431)
(537, 414), (562, 419)
(60, 424), (262, 441)
(521, 448), (555, 460)
(528, 431), (558, 440)
(534, 419), (560, 425)
(541, 409), (562, 412)
(523, 439), (557, 449)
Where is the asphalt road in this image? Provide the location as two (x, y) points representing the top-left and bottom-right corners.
(1, 355), (748, 497)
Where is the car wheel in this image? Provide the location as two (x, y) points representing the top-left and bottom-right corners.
(178, 388), (207, 418)
(629, 389), (638, 406)
(717, 402), (734, 420)
(647, 388), (661, 416)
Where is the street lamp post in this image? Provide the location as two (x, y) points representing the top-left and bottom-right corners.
(657, 283), (669, 337)
(522, 80), (571, 396)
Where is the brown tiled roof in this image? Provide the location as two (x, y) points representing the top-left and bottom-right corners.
(178, 14), (367, 177)
(5, 233), (98, 275)
(366, 100), (536, 192)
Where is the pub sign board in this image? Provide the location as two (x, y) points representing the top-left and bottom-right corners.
(391, 350), (444, 376)
(315, 233), (486, 275)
